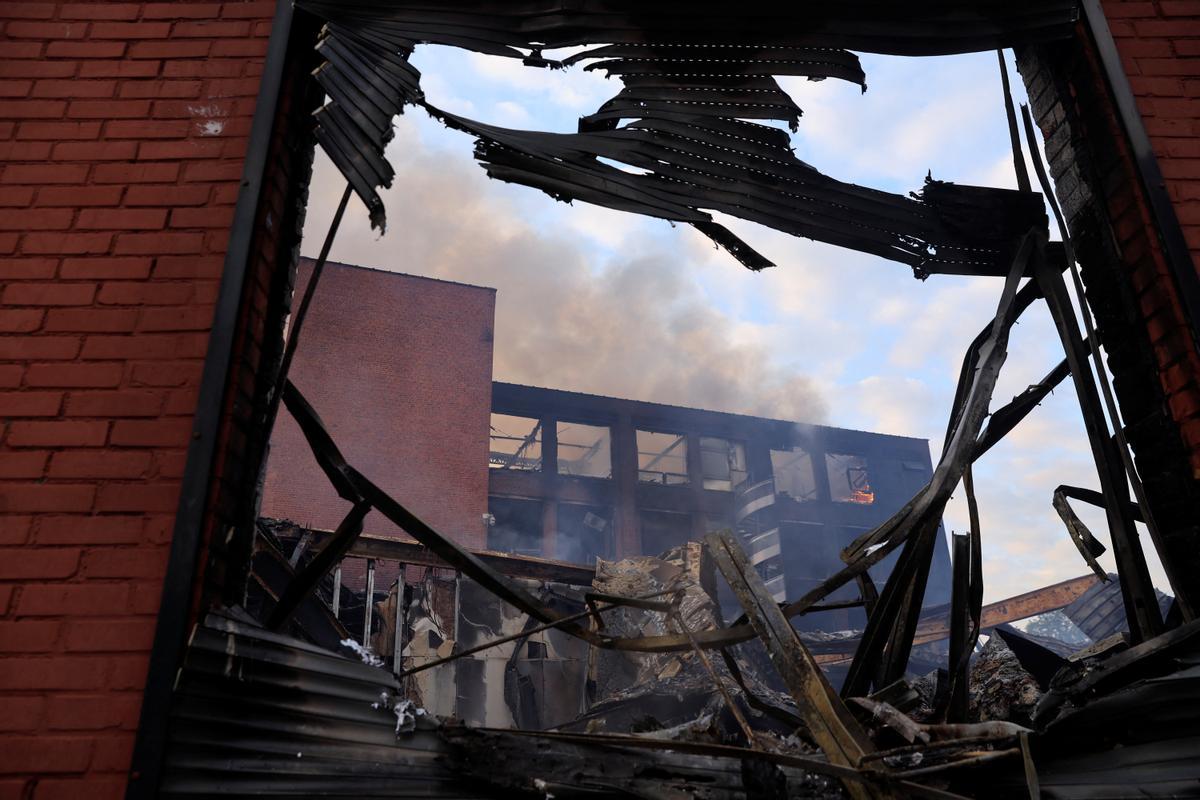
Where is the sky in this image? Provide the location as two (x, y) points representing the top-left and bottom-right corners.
(300, 46), (1172, 603)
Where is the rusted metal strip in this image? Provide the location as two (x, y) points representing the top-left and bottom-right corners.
(704, 531), (883, 800)
(1052, 487), (1111, 581)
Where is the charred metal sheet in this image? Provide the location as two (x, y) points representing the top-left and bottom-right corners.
(1051, 487), (1110, 581)
(1062, 575), (1175, 644)
(991, 625), (1070, 690)
(294, 0), (1060, 274)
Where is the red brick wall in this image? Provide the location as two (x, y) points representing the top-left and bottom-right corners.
(0, 1), (278, 796)
(1103, 0), (1200, 476)
(260, 260), (496, 574)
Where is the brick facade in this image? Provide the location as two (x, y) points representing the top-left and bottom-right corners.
(260, 260), (497, 560)
(0, 2), (290, 796)
(1017, 4), (1200, 611)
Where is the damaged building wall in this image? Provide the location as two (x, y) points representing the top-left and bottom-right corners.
(260, 259), (497, 562)
(1016, 7), (1200, 611)
(0, 1), (320, 796)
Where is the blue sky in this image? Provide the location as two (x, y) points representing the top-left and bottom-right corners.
(302, 46), (1171, 602)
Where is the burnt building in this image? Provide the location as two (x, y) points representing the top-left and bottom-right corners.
(261, 258), (951, 630)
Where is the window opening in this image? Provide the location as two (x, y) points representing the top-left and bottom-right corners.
(556, 503), (614, 565)
(699, 436), (747, 491)
(487, 496), (544, 556)
(639, 509), (692, 556)
(826, 453), (875, 504)
(637, 430), (688, 485)
(770, 447), (818, 501)
(556, 421), (612, 479)
(490, 413), (542, 471)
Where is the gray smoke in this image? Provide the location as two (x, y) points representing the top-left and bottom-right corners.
(304, 119), (828, 424)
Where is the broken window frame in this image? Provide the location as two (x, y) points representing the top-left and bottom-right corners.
(555, 420), (613, 480)
(698, 435), (747, 492)
(826, 452), (875, 505)
(636, 429), (689, 486)
(770, 446), (819, 502)
(489, 412), (543, 472)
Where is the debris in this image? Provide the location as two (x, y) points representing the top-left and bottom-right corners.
(968, 636), (1041, 728)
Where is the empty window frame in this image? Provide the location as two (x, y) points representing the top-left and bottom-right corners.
(699, 436), (747, 491)
(639, 509), (693, 557)
(770, 447), (818, 501)
(556, 503), (614, 565)
(556, 421), (612, 479)
(487, 496), (544, 557)
(489, 413), (542, 472)
(637, 430), (688, 485)
(826, 453), (875, 504)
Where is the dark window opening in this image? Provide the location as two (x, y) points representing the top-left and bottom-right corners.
(556, 503), (614, 565)
(639, 509), (692, 556)
(487, 496), (543, 557)
(490, 413), (542, 472)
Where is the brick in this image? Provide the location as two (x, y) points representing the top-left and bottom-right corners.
(0, 42), (43, 59)
(36, 185), (124, 206)
(52, 140), (138, 161)
(124, 183), (209, 206)
(0, 80), (32, 97)
(2, 283), (95, 306)
(104, 119), (188, 139)
(95, 481), (180, 512)
(0, 656), (111, 691)
(82, 333), (207, 360)
(144, 2), (221, 18)
(153, 255), (222, 277)
(45, 308), (139, 333)
(138, 139), (223, 160)
(89, 733), (133, 772)
(207, 78), (262, 98)
(49, 450), (152, 479)
(0, 390), (61, 415)
(162, 60), (243, 78)
(169, 206), (233, 229)
(0, 208), (74, 230)
(0, 619), (59, 652)
(0, 697), (44, 732)
(130, 361), (201, 387)
(65, 389), (163, 418)
(67, 99), (151, 118)
(96, 282), (196, 305)
(32, 79), (116, 98)
(60, 3), (140, 19)
(113, 231), (203, 255)
(211, 38), (268, 58)
(221, 1), (275, 17)
(6, 22), (90, 39)
(181, 159), (243, 182)
(109, 418), (192, 446)
(37, 515), (143, 545)
(15, 120), (101, 140)
(44, 41), (125, 58)
(1, 162), (85, 183)
(108, 654), (150, 689)
(92, 161), (178, 183)
(0, 737), (92, 773)
(0, 61), (76, 79)
(59, 257), (151, 279)
(2, 3), (55, 18)
(119, 79), (202, 99)
(0, 309), (45, 333)
(21, 233), (111, 254)
(0, 99), (65, 119)
(0, 548), (80, 579)
(46, 693), (142, 730)
(78, 60), (160, 79)
(0, 337), (80, 360)
(16, 583), (129, 616)
(0, 140), (51, 160)
(174, 20), (250, 37)
(0, 449), (49, 479)
(26, 362), (123, 388)
(0, 365), (23, 387)
(0, 260), (58, 281)
(7, 420), (108, 447)
(0, 516), (33, 545)
(0, 483), (95, 513)
(90, 22), (171, 39)
(0, 187), (36, 207)
(35, 777), (126, 800)
(137, 305), (214, 332)
(128, 40), (210, 59)
(81, 547), (166, 579)
(77, 208), (167, 230)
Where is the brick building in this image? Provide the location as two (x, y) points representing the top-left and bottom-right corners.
(0, 2), (1197, 797)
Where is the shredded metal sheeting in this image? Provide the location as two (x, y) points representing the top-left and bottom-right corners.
(294, 0), (1064, 274)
